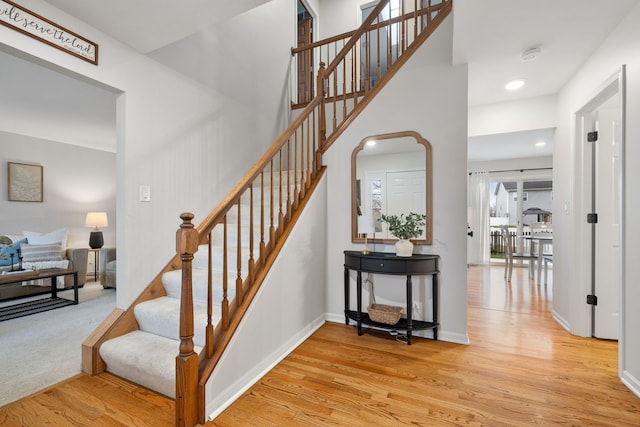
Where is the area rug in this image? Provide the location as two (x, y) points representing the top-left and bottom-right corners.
(0, 282), (116, 407)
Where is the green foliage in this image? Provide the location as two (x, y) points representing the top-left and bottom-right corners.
(379, 212), (426, 240)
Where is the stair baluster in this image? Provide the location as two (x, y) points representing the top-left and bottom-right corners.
(175, 213), (199, 427)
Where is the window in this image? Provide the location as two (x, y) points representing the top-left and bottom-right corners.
(513, 192), (528, 202)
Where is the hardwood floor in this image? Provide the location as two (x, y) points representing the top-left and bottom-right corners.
(1, 265), (639, 426)
(0, 372), (174, 426)
(210, 265), (640, 426)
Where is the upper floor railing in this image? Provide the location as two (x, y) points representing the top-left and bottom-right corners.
(292, 0), (450, 105)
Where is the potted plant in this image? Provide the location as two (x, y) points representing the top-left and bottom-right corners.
(379, 212), (426, 256)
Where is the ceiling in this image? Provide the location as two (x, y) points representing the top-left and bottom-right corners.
(453, 0), (639, 161)
(44, 0), (271, 54)
(3, 0), (639, 158)
(453, 0), (638, 107)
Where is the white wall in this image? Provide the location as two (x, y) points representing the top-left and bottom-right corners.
(206, 174), (327, 420)
(317, 0), (362, 38)
(468, 95), (557, 137)
(0, 131), (116, 248)
(0, 0), (295, 307)
(553, 3), (640, 396)
(324, 14), (469, 344)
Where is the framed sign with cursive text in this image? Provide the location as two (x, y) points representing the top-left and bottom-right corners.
(0, 0), (98, 65)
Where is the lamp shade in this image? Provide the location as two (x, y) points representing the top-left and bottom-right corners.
(357, 215), (376, 235)
(85, 212), (108, 229)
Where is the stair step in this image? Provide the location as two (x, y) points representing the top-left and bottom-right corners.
(251, 170), (306, 186)
(162, 268), (208, 302)
(224, 202), (291, 224)
(208, 225), (268, 248)
(200, 247), (256, 273)
(162, 269), (238, 303)
(100, 330), (202, 399)
(134, 296), (215, 348)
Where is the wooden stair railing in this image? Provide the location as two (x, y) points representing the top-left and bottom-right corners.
(184, 95), (327, 426)
(81, 1), (452, 426)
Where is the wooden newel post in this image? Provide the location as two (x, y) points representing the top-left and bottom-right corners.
(317, 62), (327, 146)
(175, 212), (199, 427)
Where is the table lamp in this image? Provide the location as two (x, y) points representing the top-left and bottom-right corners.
(357, 215), (376, 254)
(85, 212), (108, 249)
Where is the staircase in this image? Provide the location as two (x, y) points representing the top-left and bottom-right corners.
(81, 1), (452, 425)
(98, 172), (295, 398)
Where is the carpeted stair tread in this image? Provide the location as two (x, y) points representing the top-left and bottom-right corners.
(134, 296), (216, 348)
(100, 330), (202, 399)
(162, 268), (208, 302)
(162, 269), (237, 303)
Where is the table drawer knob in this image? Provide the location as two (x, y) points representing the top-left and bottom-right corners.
(379, 263), (384, 267)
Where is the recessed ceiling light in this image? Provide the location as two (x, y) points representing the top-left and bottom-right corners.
(505, 79), (525, 91)
(521, 46), (542, 62)
(366, 140), (376, 147)
(536, 141), (547, 147)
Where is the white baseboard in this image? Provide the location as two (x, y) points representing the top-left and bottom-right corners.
(324, 312), (346, 324)
(206, 314), (325, 421)
(621, 370), (640, 399)
(551, 308), (572, 333)
(437, 330), (470, 345)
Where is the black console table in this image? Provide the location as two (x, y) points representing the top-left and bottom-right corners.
(344, 251), (439, 345)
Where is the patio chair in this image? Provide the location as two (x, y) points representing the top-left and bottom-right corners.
(500, 225), (537, 282)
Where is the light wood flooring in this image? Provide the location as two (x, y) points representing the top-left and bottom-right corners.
(1, 265), (639, 426)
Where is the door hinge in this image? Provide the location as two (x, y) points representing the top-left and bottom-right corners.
(587, 131), (598, 142)
(587, 213), (598, 224)
(587, 294), (598, 306)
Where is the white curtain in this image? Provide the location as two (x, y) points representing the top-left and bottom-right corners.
(468, 172), (490, 264)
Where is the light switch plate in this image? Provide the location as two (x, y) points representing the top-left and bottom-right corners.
(139, 185), (151, 202)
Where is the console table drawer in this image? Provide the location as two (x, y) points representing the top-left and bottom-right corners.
(360, 258), (406, 273)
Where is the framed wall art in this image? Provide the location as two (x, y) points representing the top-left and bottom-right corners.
(8, 162), (43, 202)
(0, 0), (98, 65)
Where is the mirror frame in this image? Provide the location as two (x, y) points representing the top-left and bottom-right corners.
(351, 130), (433, 245)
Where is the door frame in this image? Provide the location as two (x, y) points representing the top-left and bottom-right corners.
(575, 66), (626, 376)
(296, 0), (315, 105)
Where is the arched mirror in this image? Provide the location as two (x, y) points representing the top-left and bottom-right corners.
(351, 131), (432, 245)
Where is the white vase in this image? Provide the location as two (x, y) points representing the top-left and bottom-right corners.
(395, 239), (413, 257)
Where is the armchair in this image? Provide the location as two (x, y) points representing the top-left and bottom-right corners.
(99, 247), (116, 289)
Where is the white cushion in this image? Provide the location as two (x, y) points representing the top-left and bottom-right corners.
(21, 243), (65, 262)
(23, 228), (68, 247)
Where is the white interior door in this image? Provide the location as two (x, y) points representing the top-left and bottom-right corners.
(387, 170), (425, 212)
(387, 170), (426, 237)
(593, 99), (621, 340)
